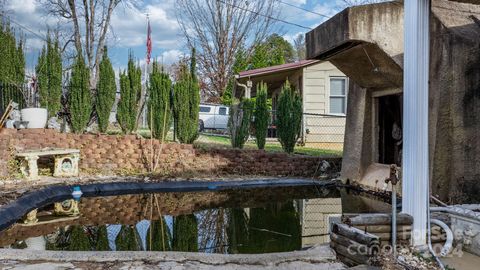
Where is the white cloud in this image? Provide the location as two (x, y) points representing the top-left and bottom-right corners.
(111, 1), (180, 49)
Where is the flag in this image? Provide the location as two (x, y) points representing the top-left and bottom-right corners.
(146, 18), (152, 65)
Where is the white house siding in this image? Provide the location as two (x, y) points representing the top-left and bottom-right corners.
(300, 198), (342, 247)
(302, 62), (347, 149)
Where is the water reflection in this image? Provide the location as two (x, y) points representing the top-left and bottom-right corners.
(0, 185), (388, 253)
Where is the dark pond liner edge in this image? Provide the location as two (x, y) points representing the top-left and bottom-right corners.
(0, 178), (339, 232)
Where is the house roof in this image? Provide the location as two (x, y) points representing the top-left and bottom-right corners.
(236, 60), (320, 79)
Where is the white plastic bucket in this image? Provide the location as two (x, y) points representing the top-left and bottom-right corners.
(21, 108), (48, 129)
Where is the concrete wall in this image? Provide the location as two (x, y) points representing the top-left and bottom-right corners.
(306, 0), (480, 203)
(0, 129), (341, 179)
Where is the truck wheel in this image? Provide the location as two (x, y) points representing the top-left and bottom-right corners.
(198, 120), (205, 132)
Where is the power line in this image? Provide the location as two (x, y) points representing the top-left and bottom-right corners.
(217, 0), (312, 30)
(277, 0), (330, 19)
(8, 17), (48, 42)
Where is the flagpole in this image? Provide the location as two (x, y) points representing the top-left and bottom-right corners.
(144, 14), (151, 128)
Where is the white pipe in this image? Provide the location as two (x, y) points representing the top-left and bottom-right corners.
(402, 0), (430, 247)
(430, 219), (454, 257)
(431, 206), (480, 221)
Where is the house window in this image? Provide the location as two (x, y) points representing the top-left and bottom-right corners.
(329, 78), (347, 115)
(219, 107), (227, 115)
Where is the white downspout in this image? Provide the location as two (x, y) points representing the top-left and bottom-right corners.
(402, 0), (430, 247)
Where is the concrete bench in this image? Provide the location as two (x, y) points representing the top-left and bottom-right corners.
(16, 148), (80, 180)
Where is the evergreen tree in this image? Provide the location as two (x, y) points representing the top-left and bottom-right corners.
(0, 20), (26, 110)
(146, 217), (172, 251)
(245, 202), (301, 253)
(277, 80), (302, 153)
(148, 61), (172, 140)
(173, 48), (200, 144)
(69, 54), (92, 133)
(37, 33), (62, 117)
(67, 226), (91, 251)
(96, 46), (116, 133)
(116, 53), (141, 134)
(172, 214), (198, 252)
(95, 225), (110, 251)
(116, 225), (141, 251)
(254, 82), (269, 150)
(229, 98), (254, 149)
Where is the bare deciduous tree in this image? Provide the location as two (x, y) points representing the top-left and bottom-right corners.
(39, 0), (127, 88)
(176, 0), (279, 99)
(293, 34), (305, 61)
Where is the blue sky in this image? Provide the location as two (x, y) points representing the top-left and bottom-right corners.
(5, 0), (348, 75)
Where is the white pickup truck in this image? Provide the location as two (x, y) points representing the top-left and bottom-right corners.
(198, 104), (229, 131)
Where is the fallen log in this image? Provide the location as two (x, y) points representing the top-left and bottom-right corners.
(343, 213), (413, 226)
(330, 240), (370, 265)
(332, 223), (379, 246)
(353, 225), (412, 233)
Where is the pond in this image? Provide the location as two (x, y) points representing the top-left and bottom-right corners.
(0, 181), (391, 254)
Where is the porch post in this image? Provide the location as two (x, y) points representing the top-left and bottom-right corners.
(402, 0), (430, 247)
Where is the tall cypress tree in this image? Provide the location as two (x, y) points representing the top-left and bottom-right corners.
(173, 48), (200, 144)
(229, 98), (253, 149)
(172, 214), (198, 252)
(148, 61), (172, 140)
(277, 80), (302, 153)
(116, 225), (141, 251)
(95, 225), (110, 251)
(146, 217), (172, 251)
(69, 54), (92, 134)
(254, 82), (269, 150)
(116, 53), (141, 134)
(96, 46), (116, 133)
(37, 33), (62, 117)
(0, 20), (26, 110)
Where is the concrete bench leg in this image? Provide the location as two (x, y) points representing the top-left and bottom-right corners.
(20, 156), (39, 181)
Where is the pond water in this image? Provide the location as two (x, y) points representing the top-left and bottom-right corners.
(0, 184), (390, 254)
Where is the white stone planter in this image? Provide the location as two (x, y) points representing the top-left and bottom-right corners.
(21, 108), (48, 129)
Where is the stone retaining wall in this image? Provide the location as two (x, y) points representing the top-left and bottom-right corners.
(0, 129), (340, 178)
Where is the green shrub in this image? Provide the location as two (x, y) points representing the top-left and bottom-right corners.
(254, 82), (269, 149)
(173, 48), (200, 144)
(37, 34), (62, 118)
(229, 98), (254, 149)
(69, 54), (92, 134)
(116, 53), (141, 134)
(96, 46), (116, 133)
(277, 80), (302, 153)
(148, 61), (172, 140)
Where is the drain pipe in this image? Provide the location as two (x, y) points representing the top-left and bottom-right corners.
(430, 219), (454, 257)
(385, 165), (399, 258)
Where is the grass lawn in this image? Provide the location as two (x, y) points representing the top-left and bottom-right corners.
(195, 134), (343, 157)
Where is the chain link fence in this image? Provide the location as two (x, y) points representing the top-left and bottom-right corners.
(194, 110), (345, 157)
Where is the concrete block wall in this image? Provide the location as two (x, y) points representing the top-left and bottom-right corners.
(0, 129), (340, 178)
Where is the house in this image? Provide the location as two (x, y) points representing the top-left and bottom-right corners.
(235, 60), (348, 150)
(305, 0), (480, 204)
